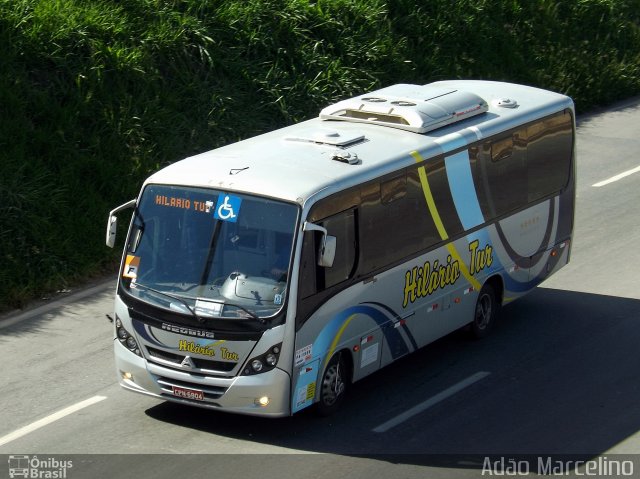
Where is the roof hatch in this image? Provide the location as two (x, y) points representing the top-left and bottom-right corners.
(319, 84), (488, 134)
(284, 129), (362, 164)
(284, 129), (364, 146)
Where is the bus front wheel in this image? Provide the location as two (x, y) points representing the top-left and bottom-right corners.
(316, 353), (347, 416)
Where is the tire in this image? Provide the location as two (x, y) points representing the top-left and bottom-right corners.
(316, 352), (348, 416)
(471, 283), (497, 339)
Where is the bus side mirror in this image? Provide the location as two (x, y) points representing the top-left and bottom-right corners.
(106, 199), (136, 248)
(318, 235), (336, 268)
(106, 215), (118, 248)
(303, 221), (336, 268)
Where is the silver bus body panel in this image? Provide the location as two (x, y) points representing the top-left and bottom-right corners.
(290, 201), (571, 413)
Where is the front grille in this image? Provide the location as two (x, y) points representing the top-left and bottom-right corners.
(146, 346), (236, 373)
(157, 376), (227, 404)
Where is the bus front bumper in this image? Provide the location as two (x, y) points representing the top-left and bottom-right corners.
(114, 341), (292, 417)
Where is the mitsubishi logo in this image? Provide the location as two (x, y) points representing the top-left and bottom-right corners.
(180, 356), (195, 369)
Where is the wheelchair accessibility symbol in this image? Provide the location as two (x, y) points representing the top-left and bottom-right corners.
(214, 194), (242, 223)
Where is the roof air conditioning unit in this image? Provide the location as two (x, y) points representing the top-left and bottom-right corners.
(319, 84), (488, 134)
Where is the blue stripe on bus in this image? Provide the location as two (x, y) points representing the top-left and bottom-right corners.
(445, 150), (485, 230)
(435, 132), (467, 154)
(311, 304), (409, 366)
(292, 304), (411, 413)
(363, 301), (419, 352)
(132, 321), (164, 347)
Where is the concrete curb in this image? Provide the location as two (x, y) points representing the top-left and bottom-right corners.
(0, 276), (117, 330)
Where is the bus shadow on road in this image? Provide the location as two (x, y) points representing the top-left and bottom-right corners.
(145, 287), (640, 469)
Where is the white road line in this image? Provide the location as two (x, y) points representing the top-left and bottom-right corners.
(372, 371), (490, 433)
(592, 165), (640, 187)
(0, 395), (107, 447)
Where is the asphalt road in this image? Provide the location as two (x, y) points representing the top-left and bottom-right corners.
(1, 98), (640, 479)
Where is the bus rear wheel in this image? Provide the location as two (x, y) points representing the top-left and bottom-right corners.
(471, 283), (497, 338)
(316, 353), (347, 416)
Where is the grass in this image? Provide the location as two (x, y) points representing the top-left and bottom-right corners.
(1, 0), (639, 310)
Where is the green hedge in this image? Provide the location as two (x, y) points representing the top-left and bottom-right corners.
(1, 0), (639, 310)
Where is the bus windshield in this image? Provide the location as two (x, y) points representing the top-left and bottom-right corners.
(121, 184), (299, 320)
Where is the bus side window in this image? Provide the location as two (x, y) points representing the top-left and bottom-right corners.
(297, 209), (358, 329)
(322, 209), (357, 289)
(475, 129), (528, 219)
(526, 111), (573, 201)
(473, 111), (573, 222)
(381, 174), (407, 204)
(358, 169), (440, 276)
(299, 208), (357, 298)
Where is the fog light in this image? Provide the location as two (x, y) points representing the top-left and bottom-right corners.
(121, 371), (133, 380)
(255, 396), (270, 407)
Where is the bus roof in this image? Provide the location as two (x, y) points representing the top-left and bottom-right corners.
(146, 80), (574, 206)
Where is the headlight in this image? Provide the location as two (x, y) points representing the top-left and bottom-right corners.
(251, 359), (264, 372)
(242, 344), (282, 375)
(265, 353), (277, 366)
(126, 336), (138, 350)
(114, 315), (142, 357)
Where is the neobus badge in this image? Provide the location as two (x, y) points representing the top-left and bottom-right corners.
(161, 323), (215, 339)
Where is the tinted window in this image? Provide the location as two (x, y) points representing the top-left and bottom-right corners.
(299, 208), (357, 297)
(359, 168), (440, 275)
(422, 158), (464, 237)
(473, 110), (573, 220)
(475, 129), (528, 218)
(526, 111), (573, 202)
(323, 210), (357, 288)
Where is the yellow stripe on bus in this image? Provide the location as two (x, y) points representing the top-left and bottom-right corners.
(412, 151), (449, 240)
(411, 150), (481, 291)
(445, 243), (481, 291)
(323, 314), (356, 370)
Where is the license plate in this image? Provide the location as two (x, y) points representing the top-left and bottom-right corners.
(172, 385), (205, 401)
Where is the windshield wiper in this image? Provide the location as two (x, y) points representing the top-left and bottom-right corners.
(132, 283), (264, 324)
(132, 282), (199, 321)
(194, 297), (264, 324)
